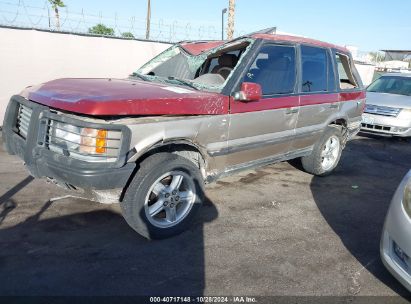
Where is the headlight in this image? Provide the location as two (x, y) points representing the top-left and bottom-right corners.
(49, 121), (122, 162)
(399, 108), (411, 118)
(53, 122), (81, 150)
(403, 181), (411, 218)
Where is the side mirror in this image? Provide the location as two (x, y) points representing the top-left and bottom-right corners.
(234, 82), (262, 102)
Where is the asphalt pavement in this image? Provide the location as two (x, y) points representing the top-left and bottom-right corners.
(0, 133), (411, 301)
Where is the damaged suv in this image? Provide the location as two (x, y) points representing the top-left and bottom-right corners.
(2, 31), (365, 239)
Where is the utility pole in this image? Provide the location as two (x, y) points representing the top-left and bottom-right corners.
(146, 0), (151, 40)
(226, 0), (235, 40)
(221, 8), (227, 40)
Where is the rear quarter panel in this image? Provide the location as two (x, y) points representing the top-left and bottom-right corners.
(339, 91), (366, 133)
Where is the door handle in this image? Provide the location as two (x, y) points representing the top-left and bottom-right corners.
(285, 107), (299, 114)
(329, 103), (339, 109)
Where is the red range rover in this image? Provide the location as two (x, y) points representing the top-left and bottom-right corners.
(3, 30), (365, 239)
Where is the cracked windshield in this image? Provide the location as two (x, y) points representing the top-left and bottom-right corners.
(133, 39), (253, 92)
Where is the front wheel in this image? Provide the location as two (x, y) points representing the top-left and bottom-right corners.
(120, 153), (204, 239)
(301, 126), (343, 176)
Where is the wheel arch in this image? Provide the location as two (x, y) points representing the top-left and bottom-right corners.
(139, 139), (208, 173)
(329, 117), (348, 128)
(328, 117), (349, 144)
(120, 139), (208, 202)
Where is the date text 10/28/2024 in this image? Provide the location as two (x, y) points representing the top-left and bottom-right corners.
(149, 296), (257, 303)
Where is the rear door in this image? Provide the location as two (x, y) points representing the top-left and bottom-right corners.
(226, 43), (299, 169)
(292, 45), (340, 151)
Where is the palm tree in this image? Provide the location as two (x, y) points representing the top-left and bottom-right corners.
(48, 0), (66, 31)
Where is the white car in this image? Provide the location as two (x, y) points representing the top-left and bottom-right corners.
(381, 170), (411, 292)
(362, 73), (411, 137)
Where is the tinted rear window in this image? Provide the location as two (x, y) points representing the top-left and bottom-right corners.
(301, 46), (328, 92)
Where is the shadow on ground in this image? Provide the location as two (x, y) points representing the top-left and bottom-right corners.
(0, 176), (33, 224)
(310, 135), (411, 296)
(0, 187), (218, 295)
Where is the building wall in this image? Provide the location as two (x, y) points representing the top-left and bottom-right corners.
(0, 27), (171, 126)
(355, 63), (376, 86)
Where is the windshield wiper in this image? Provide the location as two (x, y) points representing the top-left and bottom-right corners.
(130, 72), (151, 82)
(167, 77), (199, 90)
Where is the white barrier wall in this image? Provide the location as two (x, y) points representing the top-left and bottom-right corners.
(355, 63), (376, 86)
(0, 27), (171, 126)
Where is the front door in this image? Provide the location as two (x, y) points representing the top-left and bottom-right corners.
(226, 44), (299, 169)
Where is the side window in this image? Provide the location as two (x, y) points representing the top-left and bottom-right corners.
(335, 53), (358, 90)
(301, 45), (327, 92)
(244, 45), (296, 96)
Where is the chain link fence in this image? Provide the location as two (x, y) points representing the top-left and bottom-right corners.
(0, 0), (237, 42)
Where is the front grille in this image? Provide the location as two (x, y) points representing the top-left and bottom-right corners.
(45, 119), (122, 162)
(361, 123), (391, 132)
(364, 104), (401, 117)
(16, 104), (33, 139)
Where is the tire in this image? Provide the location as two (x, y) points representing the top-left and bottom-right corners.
(120, 153), (204, 239)
(301, 125), (343, 176)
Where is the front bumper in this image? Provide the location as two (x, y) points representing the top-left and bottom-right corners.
(2, 96), (136, 190)
(380, 170), (411, 292)
(361, 113), (411, 137)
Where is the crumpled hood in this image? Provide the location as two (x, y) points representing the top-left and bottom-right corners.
(366, 91), (411, 109)
(21, 78), (229, 115)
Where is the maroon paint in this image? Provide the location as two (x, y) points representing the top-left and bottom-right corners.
(22, 78), (230, 116)
(180, 41), (225, 55)
(300, 93), (339, 106)
(230, 91), (364, 114)
(231, 96), (299, 114)
(339, 91), (366, 101)
(240, 82), (262, 101)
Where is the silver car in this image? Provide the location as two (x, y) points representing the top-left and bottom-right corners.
(381, 170), (411, 292)
(362, 73), (411, 137)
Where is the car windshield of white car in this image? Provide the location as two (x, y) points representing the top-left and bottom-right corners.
(368, 76), (411, 96)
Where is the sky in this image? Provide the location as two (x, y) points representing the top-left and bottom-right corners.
(3, 0), (411, 52)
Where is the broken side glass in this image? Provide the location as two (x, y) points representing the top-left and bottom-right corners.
(132, 38), (255, 93)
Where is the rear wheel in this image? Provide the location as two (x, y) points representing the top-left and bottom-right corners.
(120, 153), (204, 239)
(301, 126), (343, 176)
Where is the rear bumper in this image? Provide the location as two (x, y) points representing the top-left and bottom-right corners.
(2, 96), (135, 190)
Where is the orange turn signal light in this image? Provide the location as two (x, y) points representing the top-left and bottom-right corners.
(95, 130), (107, 154)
